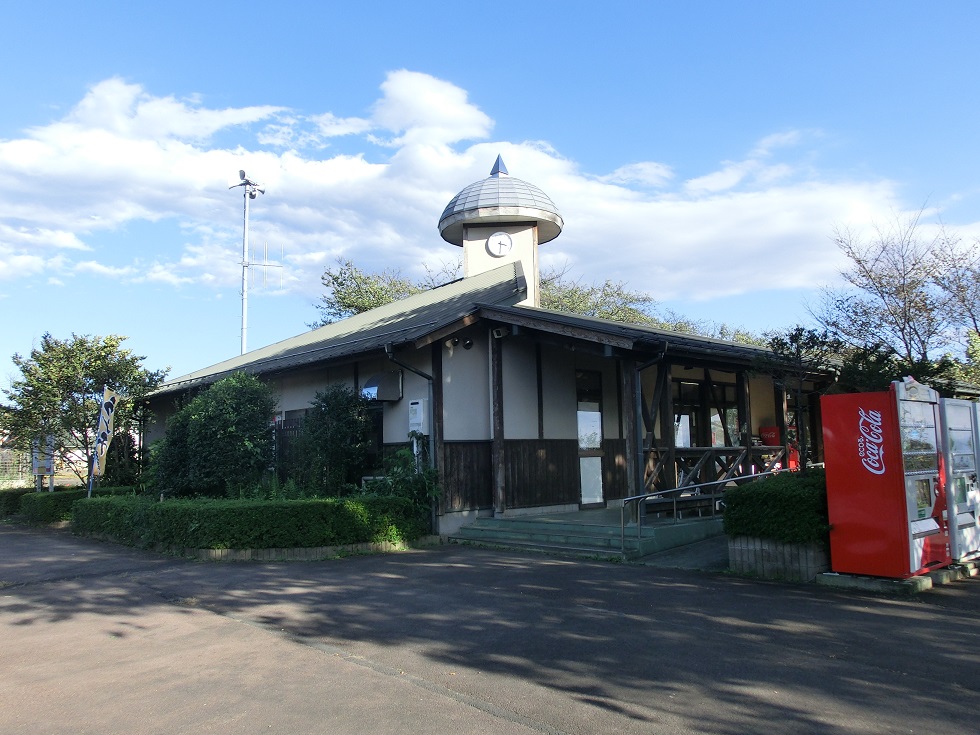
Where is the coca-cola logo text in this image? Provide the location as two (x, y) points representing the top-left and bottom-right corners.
(857, 408), (886, 475)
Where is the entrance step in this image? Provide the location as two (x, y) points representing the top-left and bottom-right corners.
(448, 514), (724, 560)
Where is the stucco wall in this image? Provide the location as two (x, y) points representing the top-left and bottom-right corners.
(268, 365), (356, 416)
(501, 338), (539, 440)
(540, 344), (577, 439)
(441, 327), (491, 441)
(462, 224), (539, 306)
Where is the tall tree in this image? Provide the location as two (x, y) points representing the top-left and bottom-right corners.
(539, 266), (659, 324)
(1, 334), (168, 484)
(312, 258), (760, 344)
(312, 259), (463, 328)
(312, 259), (422, 326)
(932, 228), (980, 341)
(814, 211), (956, 364)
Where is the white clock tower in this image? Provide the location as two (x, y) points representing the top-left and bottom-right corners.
(438, 156), (564, 307)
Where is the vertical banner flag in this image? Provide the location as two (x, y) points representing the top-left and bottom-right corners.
(92, 388), (122, 478)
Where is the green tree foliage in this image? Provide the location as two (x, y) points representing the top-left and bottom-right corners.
(149, 372), (277, 497)
(932, 227), (980, 336)
(753, 327), (843, 470)
(541, 266), (763, 344)
(0, 333), (167, 484)
(814, 211), (956, 365)
(835, 343), (960, 396)
(312, 259), (423, 326)
(539, 268), (659, 323)
(289, 384), (372, 494)
(311, 258), (760, 343)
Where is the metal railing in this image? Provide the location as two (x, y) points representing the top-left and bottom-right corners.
(619, 468), (794, 557)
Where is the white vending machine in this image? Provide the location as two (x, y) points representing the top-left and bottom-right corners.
(939, 398), (980, 562)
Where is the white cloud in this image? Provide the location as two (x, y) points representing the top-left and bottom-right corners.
(685, 161), (757, 194)
(599, 162), (674, 188)
(312, 112), (373, 138)
(370, 70), (493, 147)
(75, 260), (136, 277)
(0, 72), (970, 323)
(61, 78), (284, 141)
(0, 223), (88, 250)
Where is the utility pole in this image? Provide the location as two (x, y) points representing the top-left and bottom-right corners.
(229, 170), (264, 354)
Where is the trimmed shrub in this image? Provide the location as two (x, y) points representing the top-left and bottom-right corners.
(20, 486), (137, 524)
(21, 489), (89, 523)
(723, 469), (829, 546)
(0, 487), (36, 516)
(71, 495), (427, 550)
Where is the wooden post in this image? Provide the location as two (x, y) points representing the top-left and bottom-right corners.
(736, 369), (752, 474)
(661, 361), (676, 491)
(431, 343), (445, 515)
(490, 332), (506, 514)
(621, 357), (639, 500)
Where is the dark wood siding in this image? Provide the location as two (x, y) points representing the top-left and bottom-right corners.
(504, 439), (579, 508)
(274, 418), (303, 481)
(442, 439), (622, 511)
(602, 438), (628, 500)
(442, 441), (493, 511)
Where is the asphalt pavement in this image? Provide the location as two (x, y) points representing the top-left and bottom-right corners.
(1, 523), (978, 735)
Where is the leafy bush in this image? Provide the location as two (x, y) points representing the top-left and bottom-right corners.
(71, 495), (427, 549)
(363, 436), (440, 532)
(19, 486), (137, 524)
(0, 487), (36, 516)
(100, 431), (142, 487)
(149, 372), (277, 498)
(286, 385), (372, 494)
(723, 469), (829, 546)
(148, 403), (192, 496)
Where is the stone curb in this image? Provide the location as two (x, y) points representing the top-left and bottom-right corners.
(815, 561), (978, 594)
(181, 535), (443, 562)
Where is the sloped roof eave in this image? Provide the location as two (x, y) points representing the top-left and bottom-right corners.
(150, 264), (527, 399)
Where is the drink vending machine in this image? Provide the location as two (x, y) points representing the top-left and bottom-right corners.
(938, 398), (980, 562)
(821, 378), (951, 578)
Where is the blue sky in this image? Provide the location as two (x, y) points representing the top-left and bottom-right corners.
(2, 1), (980, 389)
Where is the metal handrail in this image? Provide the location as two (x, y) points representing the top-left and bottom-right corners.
(619, 467), (795, 557)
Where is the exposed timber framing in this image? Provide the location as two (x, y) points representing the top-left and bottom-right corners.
(490, 330), (506, 514)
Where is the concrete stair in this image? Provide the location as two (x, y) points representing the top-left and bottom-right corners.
(448, 513), (724, 561)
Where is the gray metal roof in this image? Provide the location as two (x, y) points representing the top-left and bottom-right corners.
(438, 156), (564, 246)
(152, 263), (823, 402)
(475, 304), (776, 365)
(152, 263), (528, 397)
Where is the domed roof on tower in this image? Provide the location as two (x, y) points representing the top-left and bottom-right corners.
(438, 155), (564, 246)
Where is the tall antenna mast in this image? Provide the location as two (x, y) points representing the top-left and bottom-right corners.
(229, 170), (265, 354)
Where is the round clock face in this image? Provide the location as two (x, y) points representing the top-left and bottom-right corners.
(486, 231), (513, 257)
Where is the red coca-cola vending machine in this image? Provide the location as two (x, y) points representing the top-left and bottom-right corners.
(821, 378), (951, 578)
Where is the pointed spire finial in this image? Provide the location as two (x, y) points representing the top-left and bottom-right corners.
(490, 154), (508, 177)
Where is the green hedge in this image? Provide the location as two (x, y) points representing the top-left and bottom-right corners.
(19, 486), (138, 524)
(722, 469), (829, 546)
(71, 495), (427, 550)
(0, 487), (37, 516)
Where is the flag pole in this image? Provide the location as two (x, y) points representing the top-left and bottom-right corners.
(87, 386), (105, 499)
